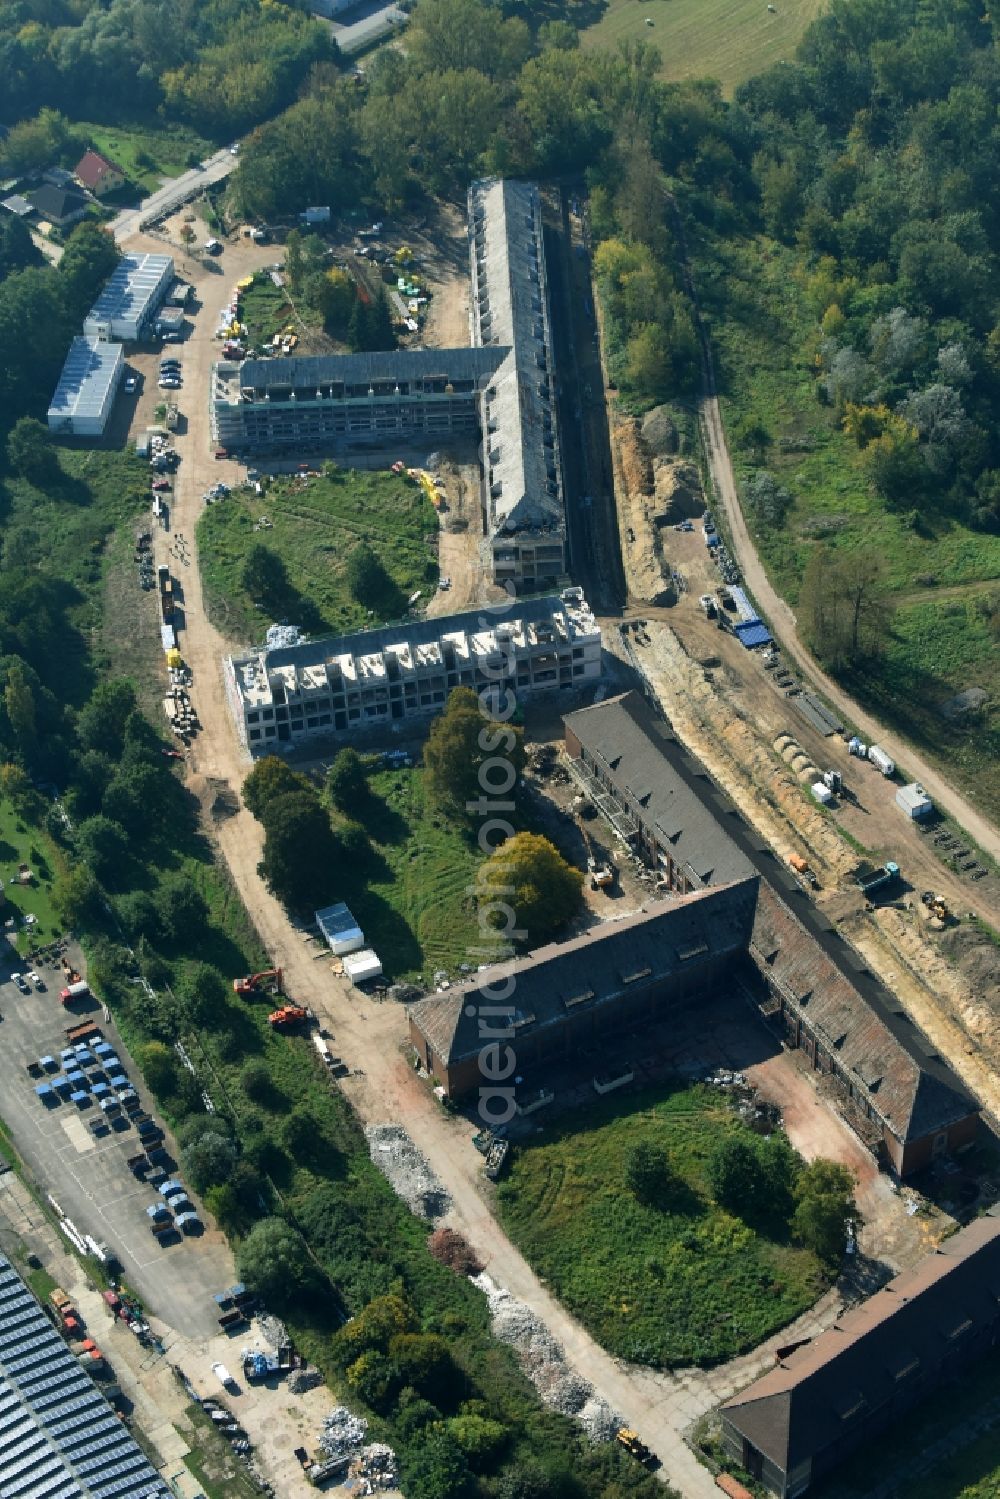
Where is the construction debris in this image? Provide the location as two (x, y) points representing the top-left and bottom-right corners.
(365, 1124), (451, 1219)
(287, 1365), (322, 1395)
(350, 1442), (399, 1492)
(257, 1313), (288, 1349)
(318, 1406), (367, 1461)
(473, 1273), (621, 1439)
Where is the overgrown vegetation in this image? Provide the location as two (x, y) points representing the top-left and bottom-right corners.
(496, 1081), (835, 1367)
(197, 467), (438, 644)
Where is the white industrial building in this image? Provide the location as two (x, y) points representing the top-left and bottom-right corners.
(896, 782), (934, 820)
(224, 589), (601, 753)
(315, 902), (365, 955)
(84, 252), (174, 341)
(468, 178), (566, 590)
(0, 1250), (171, 1499)
(47, 336), (124, 436)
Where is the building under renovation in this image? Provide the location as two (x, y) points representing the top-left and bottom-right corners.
(560, 691), (978, 1177)
(210, 178), (565, 590)
(720, 1210), (1000, 1497)
(224, 590), (600, 753)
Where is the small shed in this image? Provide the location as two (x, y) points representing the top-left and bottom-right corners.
(315, 901), (365, 956)
(811, 781), (834, 806)
(896, 782), (934, 820)
(343, 948), (382, 984)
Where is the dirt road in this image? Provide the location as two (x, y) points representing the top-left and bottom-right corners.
(700, 394), (1000, 862)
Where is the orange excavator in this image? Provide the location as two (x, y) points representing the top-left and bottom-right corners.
(268, 1004), (310, 1032)
(233, 968), (282, 998)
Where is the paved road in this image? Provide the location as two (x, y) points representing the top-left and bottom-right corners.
(110, 151), (236, 244)
(667, 195), (1000, 865)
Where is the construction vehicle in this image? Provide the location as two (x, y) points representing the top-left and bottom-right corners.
(59, 980), (90, 1006)
(615, 1428), (658, 1468)
(581, 826), (615, 892)
(856, 861), (900, 898)
(233, 967), (282, 998)
(921, 891), (952, 927)
(822, 769), (843, 794)
(268, 1004), (309, 1031)
(50, 1289), (83, 1337)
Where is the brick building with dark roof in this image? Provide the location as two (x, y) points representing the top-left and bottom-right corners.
(561, 691), (978, 1176)
(408, 878), (760, 1101)
(720, 1210), (1000, 1497)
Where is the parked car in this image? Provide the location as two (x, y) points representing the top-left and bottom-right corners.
(29, 972), (45, 991)
(11, 973), (30, 995)
(124, 373), (138, 393)
(158, 1180), (185, 1200)
(158, 377), (181, 389)
(152, 478), (171, 492)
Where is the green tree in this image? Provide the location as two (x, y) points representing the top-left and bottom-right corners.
(58, 221), (120, 323)
(6, 417), (59, 485)
(75, 814), (129, 885)
(799, 548), (894, 671)
(336, 1292), (417, 1362)
(259, 789), (340, 911)
(242, 756), (311, 820)
(236, 1216), (316, 1308)
(136, 1040), (180, 1098)
(242, 1059), (282, 1107)
(707, 1133), (797, 1221)
(76, 680), (137, 757)
(446, 1414), (507, 1471)
(159, 870), (209, 944)
(116, 890), (163, 942)
(182, 1130), (238, 1193)
(52, 863), (104, 931)
(177, 962), (227, 1026)
(3, 664), (37, 761)
(402, 1427), (474, 1499)
(478, 832), (582, 945)
(326, 747), (367, 809)
(389, 1332), (461, 1408)
(625, 322), (670, 399)
(347, 1349), (402, 1412)
(424, 687), (526, 813)
(792, 1159), (857, 1265)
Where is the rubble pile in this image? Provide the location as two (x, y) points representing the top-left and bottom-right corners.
(257, 1313), (287, 1348)
(473, 1273), (618, 1438)
(365, 1124), (451, 1219)
(318, 1407), (368, 1461)
(350, 1442), (400, 1492)
(287, 1365), (322, 1394)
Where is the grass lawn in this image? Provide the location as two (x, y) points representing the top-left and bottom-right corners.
(0, 800), (64, 956)
(181, 1405), (262, 1499)
(238, 273), (296, 351)
(495, 1081), (826, 1367)
(578, 0), (827, 95)
(333, 765), (485, 984)
(695, 232), (1000, 822)
(197, 466), (439, 645)
(76, 121), (215, 194)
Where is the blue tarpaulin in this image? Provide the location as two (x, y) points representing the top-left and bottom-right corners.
(734, 620), (773, 649)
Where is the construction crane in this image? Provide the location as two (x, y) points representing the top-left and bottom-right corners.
(233, 968), (283, 997)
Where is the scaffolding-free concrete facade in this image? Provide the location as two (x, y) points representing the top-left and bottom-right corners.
(225, 590), (601, 753)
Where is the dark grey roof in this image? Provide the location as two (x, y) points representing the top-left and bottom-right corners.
(239, 345), (508, 392)
(27, 184), (89, 221)
(564, 692), (756, 889)
(259, 591), (577, 672)
(721, 1210), (1000, 1476)
(0, 1252), (171, 1498)
(410, 878), (760, 1064)
(564, 692), (978, 1144)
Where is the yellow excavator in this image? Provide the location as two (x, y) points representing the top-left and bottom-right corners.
(616, 1428), (658, 1468)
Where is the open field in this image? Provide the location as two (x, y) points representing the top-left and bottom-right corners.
(695, 233), (1000, 822)
(197, 467), (439, 645)
(0, 801), (62, 957)
(579, 0), (827, 95)
(330, 764), (485, 984)
(495, 1080), (826, 1368)
(77, 121), (215, 194)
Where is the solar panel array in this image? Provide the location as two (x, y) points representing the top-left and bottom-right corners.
(0, 1254), (170, 1499)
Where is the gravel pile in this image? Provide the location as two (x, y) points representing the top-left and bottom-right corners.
(473, 1273), (617, 1438)
(365, 1124), (451, 1219)
(287, 1366), (322, 1395)
(318, 1407), (368, 1460)
(350, 1442), (400, 1491)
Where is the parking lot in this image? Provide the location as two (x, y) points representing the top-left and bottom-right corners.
(0, 953), (233, 1338)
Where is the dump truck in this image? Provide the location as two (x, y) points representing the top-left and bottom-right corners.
(211, 1362), (237, 1391)
(233, 967), (282, 997)
(268, 1004), (309, 1031)
(60, 980), (90, 1006)
(856, 861), (900, 898)
(615, 1428), (657, 1468)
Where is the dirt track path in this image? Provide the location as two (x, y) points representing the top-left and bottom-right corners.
(700, 395), (1000, 863)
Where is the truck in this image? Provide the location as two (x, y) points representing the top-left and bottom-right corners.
(160, 578), (174, 622)
(60, 980), (90, 1006)
(867, 744), (895, 777)
(211, 1362), (238, 1391)
(65, 1019), (100, 1043)
(856, 861), (900, 898)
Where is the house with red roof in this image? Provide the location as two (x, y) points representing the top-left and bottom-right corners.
(74, 149), (125, 198)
